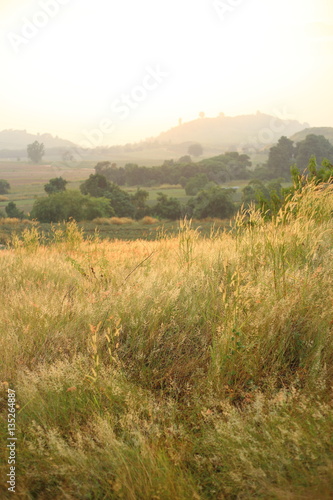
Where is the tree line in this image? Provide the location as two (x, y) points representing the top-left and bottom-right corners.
(1, 134), (333, 223)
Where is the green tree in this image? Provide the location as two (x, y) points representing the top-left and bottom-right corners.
(5, 201), (24, 219)
(0, 179), (10, 194)
(266, 136), (295, 179)
(131, 189), (150, 219)
(295, 134), (333, 170)
(187, 186), (235, 219)
(153, 193), (182, 220)
(44, 177), (68, 195)
(80, 174), (136, 217)
(80, 174), (110, 197)
(185, 174), (209, 196)
(31, 191), (114, 223)
(242, 179), (284, 217)
(291, 157), (333, 188)
(188, 143), (203, 157)
(27, 141), (45, 163)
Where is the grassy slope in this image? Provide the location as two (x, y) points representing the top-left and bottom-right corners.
(1, 185), (333, 499)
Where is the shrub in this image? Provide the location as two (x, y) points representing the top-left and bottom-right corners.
(31, 191), (114, 222)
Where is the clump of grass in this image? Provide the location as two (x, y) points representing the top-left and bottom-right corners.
(140, 215), (158, 225)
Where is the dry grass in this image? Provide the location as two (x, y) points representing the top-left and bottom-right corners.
(0, 218), (32, 225)
(0, 182), (333, 498)
(93, 217), (135, 225)
(139, 215), (159, 224)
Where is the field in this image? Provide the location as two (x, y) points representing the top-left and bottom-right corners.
(1, 182), (333, 499)
(0, 158), (264, 215)
(0, 218), (229, 246)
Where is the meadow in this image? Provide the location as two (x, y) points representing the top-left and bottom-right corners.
(0, 182), (333, 499)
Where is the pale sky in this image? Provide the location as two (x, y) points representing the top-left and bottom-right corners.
(1, 0), (333, 147)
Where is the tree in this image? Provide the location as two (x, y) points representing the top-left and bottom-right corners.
(0, 179), (10, 194)
(104, 185), (135, 217)
(31, 191), (114, 223)
(265, 136), (295, 179)
(188, 143), (203, 157)
(5, 201), (24, 219)
(62, 151), (74, 162)
(187, 186), (235, 219)
(44, 177), (68, 195)
(27, 141), (45, 163)
(80, 174), (136, 217)
(295, 134), (333, 170)
(178, 155), (192, 164)
(80, 174), (110, 197)
(152, 193), (182, 220)
(131, 189), (150, 219)
(185, 174), (209, 196)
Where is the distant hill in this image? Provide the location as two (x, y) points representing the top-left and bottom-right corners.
(290, 127), (333, 145)
(157, 112), (309, 151)
(0, 129), (76, 151)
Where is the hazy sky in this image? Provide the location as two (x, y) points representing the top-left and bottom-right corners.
(1, 0), (333, 147)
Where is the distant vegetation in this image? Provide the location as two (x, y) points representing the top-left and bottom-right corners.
(27, 140), (45, 164)
(1, 134), (333, 226)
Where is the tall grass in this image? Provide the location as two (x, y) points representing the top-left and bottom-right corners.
(1, 182), (333, 498)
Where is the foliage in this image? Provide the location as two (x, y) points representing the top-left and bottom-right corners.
(31, 190), (114, 222)
(80, 174), (136, 217)
(0, 179), (10, 194)
(255, 134), (333, 180)
(188, 143), (203, 157)
(93, 151), (252, 187)
(44, 177), (68, 195)
(242, 179), (285, 217)
(295, 133), (333, 169)
(130, 188), (150, 219)
(5, 201), (24, 219)
(27, 140), (45, 163)
(152, 192), (182, 220)
(187, 185), (236, 219)
(263, 135), (295, 179)
(80, 173), (111, 197)
(185, 173), (209, 196)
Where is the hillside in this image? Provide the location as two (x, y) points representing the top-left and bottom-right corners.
(0, 129), (76, 151)
(290, 126), (333, 144)
(157, 112), (309, 150)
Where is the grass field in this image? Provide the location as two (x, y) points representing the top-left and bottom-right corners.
(1, 182), (333, 499)
(0, 218), (229, 246)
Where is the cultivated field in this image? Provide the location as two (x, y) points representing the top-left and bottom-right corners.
(1, 183), (333, 498)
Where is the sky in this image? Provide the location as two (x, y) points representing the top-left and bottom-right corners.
(1, 0), (333, 147)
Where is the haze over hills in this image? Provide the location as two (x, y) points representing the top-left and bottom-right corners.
(156, 112), (310, 151)
(290, 127), (333, 145)
(0, 130), (76, 151)
(3, 114), (333, 162)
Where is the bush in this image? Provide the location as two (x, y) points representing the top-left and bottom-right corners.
(5, 201), (25, 219)
(152, 193), (182, 220)
(31, 191), (114, 223)
(187, 186), (236, 219)
(0, 179), (10, 194)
